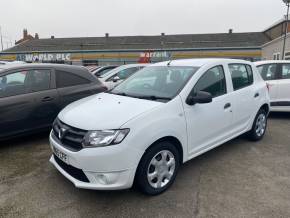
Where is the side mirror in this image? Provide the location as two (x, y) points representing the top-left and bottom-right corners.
(186, 91), (213, 106)
(112, 76), (120, 83)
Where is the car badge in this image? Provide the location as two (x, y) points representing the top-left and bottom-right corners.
(59, 128), (67, 140)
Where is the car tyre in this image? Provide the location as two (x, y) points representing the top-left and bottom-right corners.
(135, 141), (180, 195)
(247, 108), (267, 141)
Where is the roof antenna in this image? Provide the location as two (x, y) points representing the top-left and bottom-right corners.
(167, 60), (173, 66)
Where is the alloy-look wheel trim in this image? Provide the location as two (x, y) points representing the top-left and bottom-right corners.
(147, 150), (176, 189)
(255, 113), (266, 137)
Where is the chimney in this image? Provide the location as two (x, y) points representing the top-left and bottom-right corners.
(229, 29), (233, 34)
(161, 33), (165, 36)
(51, 35), (55, 39)
(35, 33), (39, 39)
(105, 33), (109, 38)
(23, 29), (28, 38)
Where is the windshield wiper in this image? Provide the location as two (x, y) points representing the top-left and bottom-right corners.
(109, 91), (128, 96)
(135, 95), (172, 101)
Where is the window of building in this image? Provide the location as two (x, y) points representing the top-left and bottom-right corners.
(229, 64), (253, 90)
(273, 52), (281, 60)
(56, 71), (90, 88)
(194, 65), (227, 98)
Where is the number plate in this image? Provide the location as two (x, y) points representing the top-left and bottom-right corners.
(53, 146), (68, 164)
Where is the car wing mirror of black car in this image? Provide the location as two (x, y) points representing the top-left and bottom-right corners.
(186, 91), (213, 106)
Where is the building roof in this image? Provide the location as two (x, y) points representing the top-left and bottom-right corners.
(2, 32), (270, 54)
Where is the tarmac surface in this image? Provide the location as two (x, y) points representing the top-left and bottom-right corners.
(0, 113), (290, 218)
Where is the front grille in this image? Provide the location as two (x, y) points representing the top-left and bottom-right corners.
(52, 118), (87, 151)
(53, 154), (89, 183)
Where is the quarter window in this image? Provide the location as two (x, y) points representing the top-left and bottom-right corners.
(194, 66), (227, 98)
(229, 64), (253, 90)
(56, 71), (90, 88)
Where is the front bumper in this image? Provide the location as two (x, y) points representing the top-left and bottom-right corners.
(49, 132), (143, 190)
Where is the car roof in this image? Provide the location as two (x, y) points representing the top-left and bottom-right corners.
(152, 58), (253, 67)
(255, 60), (290, 66)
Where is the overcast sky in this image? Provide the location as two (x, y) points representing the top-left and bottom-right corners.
(0, 0), (286, 48)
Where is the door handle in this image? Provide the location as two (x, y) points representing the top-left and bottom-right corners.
(224, 103), (231, 109)
(254, 93), (259, 98)
(42, 96), (54, 102)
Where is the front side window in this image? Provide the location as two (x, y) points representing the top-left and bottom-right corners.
(281, 64), (290, 79)
(229, 64), (253, 90)
(111, 66), (199, 101)
(0, 71), (28, 97)
(194, 66), (227, 98)
(257, 64), (278, 81)
(56, 70), (90, 88)
(0, 69), (51, 98)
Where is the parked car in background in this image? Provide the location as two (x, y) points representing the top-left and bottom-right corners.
(99, 64), (149, 90)
(49, 59), (269, 195)
(0, 61), (8, 65)
(0, 64), (106, 140)
(0, 61), (26, 65)
(85, 65), (100, 73)
(255, 60), (290, 112)
(91, 65), (118, 77)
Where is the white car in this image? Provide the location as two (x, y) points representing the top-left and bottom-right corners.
(255, 60), (290, 112)
(49, 59), (269, 195)
(99, 64), (149, 90)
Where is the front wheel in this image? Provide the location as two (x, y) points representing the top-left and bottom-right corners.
(135, 141), (180, 195)
(247, 108), (268, 141)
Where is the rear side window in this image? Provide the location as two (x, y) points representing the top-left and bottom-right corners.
(229, 64), (253, 91)
(56, 70), (90, 88)
(194, 65), (227, 98)
(27, 69), (51, 92)
(257, 64), (278, 81)
(281, 64), (290, 79)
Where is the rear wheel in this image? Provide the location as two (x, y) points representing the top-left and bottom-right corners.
(247, 109), (267, 141)
(135, 141), (180, 195)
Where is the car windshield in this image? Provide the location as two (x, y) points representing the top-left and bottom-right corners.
(110, 66), (199, 102)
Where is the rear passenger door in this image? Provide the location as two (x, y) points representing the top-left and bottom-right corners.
(276, 63), (290, 106)
(228, 64), (258, 132)
(55, 70), (95, 108)
(26, 69), (60, 129)
(257, 64), (279, 102)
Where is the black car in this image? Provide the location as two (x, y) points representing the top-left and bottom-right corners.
(0, 64), (107, 140)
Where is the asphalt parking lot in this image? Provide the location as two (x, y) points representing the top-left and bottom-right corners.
(0, 113), (290, 218)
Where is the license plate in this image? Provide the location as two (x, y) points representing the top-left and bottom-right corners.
(53, 146), (68, 164)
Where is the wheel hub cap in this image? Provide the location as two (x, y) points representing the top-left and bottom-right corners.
(255, 113), (266, 137)
(147, 150), (176, 189)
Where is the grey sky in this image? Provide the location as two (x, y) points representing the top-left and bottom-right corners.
(0, 0), (286, 48)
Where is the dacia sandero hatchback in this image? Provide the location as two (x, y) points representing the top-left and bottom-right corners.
(49, 59), (270, 195)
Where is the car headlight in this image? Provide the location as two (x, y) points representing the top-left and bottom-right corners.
(83, 129), (130, 147)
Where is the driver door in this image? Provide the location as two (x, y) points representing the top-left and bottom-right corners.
(182, 65), (233, 156)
